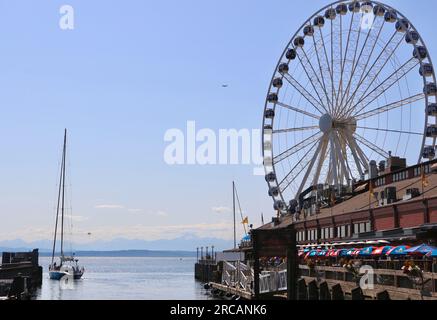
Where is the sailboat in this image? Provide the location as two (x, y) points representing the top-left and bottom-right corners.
(49, 129), (85, 280)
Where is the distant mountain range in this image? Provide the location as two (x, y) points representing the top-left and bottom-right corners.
(0, 235), (234, 254)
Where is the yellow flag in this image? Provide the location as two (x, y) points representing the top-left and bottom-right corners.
(422, 169), (429, 188)
(330, 192), (336, 207)
(369, 182), (375, 202)
(242, 217), (249, 225)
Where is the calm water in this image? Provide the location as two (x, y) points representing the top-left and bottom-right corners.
(35, 257), (211, 300)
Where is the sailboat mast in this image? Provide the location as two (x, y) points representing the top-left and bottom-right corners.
(51, 134), (66, 265)
(233, 181), (236, 249)
(60, 129), (67, 257)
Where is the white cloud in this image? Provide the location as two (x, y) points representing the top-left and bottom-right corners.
(71, 215), (89, 222)
(127, 209), (143, 213)
(94, 204), (124, 209)
(154, 211), (168, 217)
(212, 206), (232, 214)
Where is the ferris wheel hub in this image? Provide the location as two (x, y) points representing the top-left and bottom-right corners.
(319, 114), (333, 133)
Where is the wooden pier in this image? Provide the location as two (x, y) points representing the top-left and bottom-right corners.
(0, 249), (42, 299)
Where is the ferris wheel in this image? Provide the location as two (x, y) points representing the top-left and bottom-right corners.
(263, 0), (437, 212)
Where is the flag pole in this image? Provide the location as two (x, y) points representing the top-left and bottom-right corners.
(233, 181), (236, 249)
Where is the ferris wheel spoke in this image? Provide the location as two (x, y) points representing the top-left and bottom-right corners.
(317, 26), (336, 109)
(332, 133), (351, 184)
(337, 11), (364, 114)
(342, 130), (369, 171)
(341, 31), (406, 117)
(273, 132), (323, 164)
(334, 14), (344, 108)
(311, 34), (333, 113)
(357, 126), (423, 136)
(312, 135), (329, 186)
(295, 138), (325, 198)
(340, 131), (364, 177)
(336, 11), (357, 110)
(276, 102), (321, 120)
(339, 14), (381, 117)
(350, 58), (419, 117)
(296, 47), (333, 112)
(355, 93), (425, 120)
(273, 126), (318, 134)
(339, 18), (386, 117)
(279, 140), (320, 192)
(283, 73), (326, 114)
(329, 135), (339, 188)
(354, 133), (390, 159)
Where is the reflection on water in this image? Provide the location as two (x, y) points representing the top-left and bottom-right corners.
(35, 257), (212, 300)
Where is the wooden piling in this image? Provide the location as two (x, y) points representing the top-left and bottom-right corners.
(351, 287), (365, 300)
(332, 283), (345, 300)
(319, 281), (331, 300)
(376, 290), (391, 300)
(308, 280), (319, 300)
(298, 278), (308, 300)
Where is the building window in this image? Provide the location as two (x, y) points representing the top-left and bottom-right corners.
(375, 177), (386, 187)
(308, 229), (318, 241)
(297, 230), (306, 242)
(366, 221), (371, 232)
(353, 221), (372, 235)
(393, 171), (408, 182)
(320, 227), (334, 240)
(337, 225), (351, 239)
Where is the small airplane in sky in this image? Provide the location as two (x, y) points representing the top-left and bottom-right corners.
(221, 84), (229, 88)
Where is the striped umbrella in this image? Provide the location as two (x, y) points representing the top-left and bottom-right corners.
(372, 246), (393, 256)
(386, 246), (410, 256)
(406, 244), (436, 256)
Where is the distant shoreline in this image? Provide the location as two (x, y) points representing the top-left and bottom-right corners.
(1, 249), (197, 258)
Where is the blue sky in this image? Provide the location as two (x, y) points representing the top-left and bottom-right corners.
(0, 0), (435, 246)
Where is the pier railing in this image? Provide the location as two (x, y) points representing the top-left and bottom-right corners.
(222, 261), (288, 295)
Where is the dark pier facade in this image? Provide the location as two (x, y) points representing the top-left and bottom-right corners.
(0, 249), (43, 299)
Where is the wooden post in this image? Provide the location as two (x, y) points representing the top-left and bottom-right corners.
(376, 290), (391, 300)
(332, 284), (344, 300)
(319, 282), (331, 300)
(286, 247), (295, 300)
(308, 280), (319, 300)
(252, 231), (260, 300)
(351, 287), (365, 300)
(297, 279), (308, 300)
(287, 227), (298, 300)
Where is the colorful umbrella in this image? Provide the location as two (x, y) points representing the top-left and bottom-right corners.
(317, 250), (329, 257)
(426, 249), (437, 258)
(346, 249), (357, 257)
(386, 246), (410, 256)
(338, 249), (349, 257)
(406, 244), (436, 256)
(372, 246), (393, 256)
(305, 250), (319, 259)
(327, 249), (337, 257)
(352, 249), (361, 257)
(358, 247), (375, 257)
(329, 249), (340, 257)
